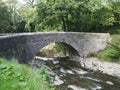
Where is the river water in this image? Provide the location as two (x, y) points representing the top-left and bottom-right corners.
(31, 57), (120, 90)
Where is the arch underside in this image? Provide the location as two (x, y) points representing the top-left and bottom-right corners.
(27, 40), (81, 61)
(34, 42), (79, 56)
(35, 42), (80, 57)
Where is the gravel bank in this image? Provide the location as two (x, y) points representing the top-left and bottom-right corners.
(78, 57), (120, 79)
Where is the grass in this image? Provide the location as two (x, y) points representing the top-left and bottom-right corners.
(0, 58), (55, 90)
(88, 35), (120, 64)
(109, 27), (120, 35)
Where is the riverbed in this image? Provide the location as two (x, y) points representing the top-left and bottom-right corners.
(31, 57), (120, 90)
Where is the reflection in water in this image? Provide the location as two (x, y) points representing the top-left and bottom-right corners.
(31, 57), (120, 90)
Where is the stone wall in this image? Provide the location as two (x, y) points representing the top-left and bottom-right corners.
(0, 32), (110, 62)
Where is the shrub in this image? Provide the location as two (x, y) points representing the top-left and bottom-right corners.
(88, 35), (120, 63)
(0, 58), (54, 90)
(106, 35), (120, 60)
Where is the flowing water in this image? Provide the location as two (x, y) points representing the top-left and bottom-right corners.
(31, 57), (120, 90)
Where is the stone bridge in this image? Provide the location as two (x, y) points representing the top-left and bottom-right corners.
(0, 32), (110, 63)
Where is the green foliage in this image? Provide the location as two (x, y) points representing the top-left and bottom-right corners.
(19, 3), (37, 32)
(31, 0), (119, 32)
(106, 35), (120, 59)
(0, 58), (54, 90)
(55, 42), (79, 57)
(97, 6), (115, 26)
(0, 0), (13, 33)
(1, 0), (120, 33)
(109, 27), (120, 34)
(0, 0), (25, 33)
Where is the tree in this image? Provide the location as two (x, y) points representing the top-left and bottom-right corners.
(19, 0), (37, 32)
(0, 0), (13, 33)
(5, 0), (21, 32)
(34, 0), (115, 32)
(1, 0), (120, 33)
(0, 0), (24, 33)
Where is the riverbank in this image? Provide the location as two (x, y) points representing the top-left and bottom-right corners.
(32, 56), (120, 90)
(78, 57), (120, 79)
(0, 58), (54, 90)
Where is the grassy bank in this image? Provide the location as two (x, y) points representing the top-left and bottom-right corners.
(0, 58), (54, 90)
(88, 35), (120, 64)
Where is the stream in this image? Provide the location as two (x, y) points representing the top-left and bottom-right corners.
(31, 56), (120, 90)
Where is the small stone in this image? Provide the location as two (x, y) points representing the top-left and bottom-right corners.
(106, 81), (114, 85)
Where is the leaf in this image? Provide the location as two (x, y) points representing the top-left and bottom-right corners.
(6, 72), (12, 76)
(18, 82), (27, 87)
(15, 72), (22, 77)
(0, 64), (7, 69)
(5, 66), (13, 71)
(19, 76), (25, 81)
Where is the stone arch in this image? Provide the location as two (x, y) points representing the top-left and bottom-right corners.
(25, 34), (82, 61)
(30, 41), (80, 61)
(35, 42), (80, 57)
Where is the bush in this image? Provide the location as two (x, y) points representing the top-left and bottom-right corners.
(0, 58), (54, 90)
(88, 35), (120, 63)
(106, 35), (120, 59)
(109, 27), (120, 35)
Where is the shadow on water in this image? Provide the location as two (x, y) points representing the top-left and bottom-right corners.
(31, 57), (120, 90)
